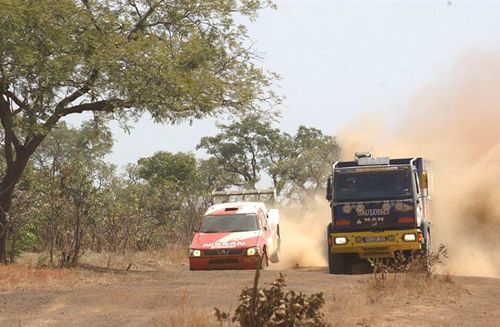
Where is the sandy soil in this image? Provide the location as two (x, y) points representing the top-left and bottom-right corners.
(0, 261), (499, 327)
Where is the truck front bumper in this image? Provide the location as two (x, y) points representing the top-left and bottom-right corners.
(328, 229), (423, 259)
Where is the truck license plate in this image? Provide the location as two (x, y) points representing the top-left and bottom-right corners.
(363, 236), (387, 243)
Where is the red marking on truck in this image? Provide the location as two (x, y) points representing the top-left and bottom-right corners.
(398, 217), (414, 224)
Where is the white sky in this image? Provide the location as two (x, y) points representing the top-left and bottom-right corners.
(99, 0), (500, 168)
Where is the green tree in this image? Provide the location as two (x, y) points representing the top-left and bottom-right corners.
(28, 121), (113, 266)
(0, 0), (278, 261)
(197, 119), (339, 200)
(197, 115), (282, 189)
(133, 151), (218, 245)
(283, 126), (340, 200)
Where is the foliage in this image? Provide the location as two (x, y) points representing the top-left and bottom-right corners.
(197, 115), (283, 189)
(198, 117), (340, 199)
(215, 272), (328, 327)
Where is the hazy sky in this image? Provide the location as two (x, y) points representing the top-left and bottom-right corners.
(90, 0), (500, 168)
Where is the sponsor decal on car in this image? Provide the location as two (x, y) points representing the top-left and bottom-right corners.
(203, 241), (246, 248)
(200, 231), (260, 249)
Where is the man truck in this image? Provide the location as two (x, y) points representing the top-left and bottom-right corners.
(325, 153), (431, 274)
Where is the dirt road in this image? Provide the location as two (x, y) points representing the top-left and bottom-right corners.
(0, 262), (499, 327)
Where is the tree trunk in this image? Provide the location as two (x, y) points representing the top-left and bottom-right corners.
(71, 214), (81, 266)
(0, 189), (13, 264)
(9, 227), (17, 263)
(0, 149), (41, 263)
(0, 224), (7, 264)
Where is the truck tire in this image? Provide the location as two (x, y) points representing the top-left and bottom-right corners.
(329, 252), (351, 274)
(327, 226), (353, 274)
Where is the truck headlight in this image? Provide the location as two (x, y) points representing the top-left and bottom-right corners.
(334, 237), (347, 245)
(247, 247), (260, 256)
(403, 233), (416, 242)
(189, 249), (201, 257)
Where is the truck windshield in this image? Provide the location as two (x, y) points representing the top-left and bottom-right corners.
(334, 168), (413, 202)
(200, 214), (258, 233)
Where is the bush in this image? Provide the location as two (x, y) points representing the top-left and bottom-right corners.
(368, 244), (449, 284)
(215, 271), (328, 327)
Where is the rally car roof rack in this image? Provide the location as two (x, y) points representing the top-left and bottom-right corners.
(212, 188), (276, 202)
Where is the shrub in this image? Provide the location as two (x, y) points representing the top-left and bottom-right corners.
(368, 244), (449, 285)
(215, 271), (329, 327)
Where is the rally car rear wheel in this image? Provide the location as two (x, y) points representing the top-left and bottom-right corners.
(270, 251), (280, 264)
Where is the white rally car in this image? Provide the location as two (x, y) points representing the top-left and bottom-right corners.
(188, 201), (280, 270)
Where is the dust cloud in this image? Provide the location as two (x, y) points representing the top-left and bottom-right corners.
(338, 52), (500, 277)
(275, 196), (331, 268)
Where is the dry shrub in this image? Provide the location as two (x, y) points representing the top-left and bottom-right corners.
(364, 244), (465, 301)
(215, 271), (329, 327)
(368, 244), (448, 285)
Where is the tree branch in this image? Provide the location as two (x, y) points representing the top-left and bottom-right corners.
(54, 69), (99, 114)
(128, 5), (156, 40)
(62, 99), (129, 116)
(0, 94), (22, 159)
(3, 89), (27, 114)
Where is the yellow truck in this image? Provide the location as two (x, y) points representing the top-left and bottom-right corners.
(325, 153), (431, 274)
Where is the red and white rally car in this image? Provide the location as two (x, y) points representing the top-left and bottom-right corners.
(188, 201), (280, 270)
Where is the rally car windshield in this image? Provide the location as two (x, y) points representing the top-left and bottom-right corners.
(199, 214), (259, 233)
(334, 168), (413, 202)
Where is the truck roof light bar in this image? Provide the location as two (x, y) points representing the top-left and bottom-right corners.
(357, 156), (390, 166)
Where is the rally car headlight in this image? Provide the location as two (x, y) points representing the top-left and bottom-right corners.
(403, 233), (416, 242)
(189, 249), (201, 257)
(334, 237), (347, 245)
(246, 247), (260, 256)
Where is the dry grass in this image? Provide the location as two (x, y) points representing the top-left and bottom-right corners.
(15, 245), (187, 271)
(1, 246), (188, 291)
(322, 272), (468, 326)
(0, 264), (75, 291)
(151, 296), (220, 327)
(0, 263), (148, 291)
(78, 246), (187, 271)
(158, 309), (219, 327)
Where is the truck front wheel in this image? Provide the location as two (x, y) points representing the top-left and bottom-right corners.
(328, 250), (352, 274)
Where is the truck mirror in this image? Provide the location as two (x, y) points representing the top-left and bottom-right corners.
(421, 170), (429, 196)
(421, 170), (428, 189)
(326, 176), (333, 201)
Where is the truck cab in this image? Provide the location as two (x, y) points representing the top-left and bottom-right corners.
(325, 153), (431, 274)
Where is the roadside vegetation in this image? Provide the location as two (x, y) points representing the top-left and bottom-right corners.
(1, 118), (339, 267)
